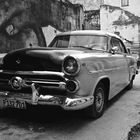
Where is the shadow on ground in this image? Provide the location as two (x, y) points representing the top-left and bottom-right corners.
(0, 106), (93, 134)
(0, 86), (136, 138)
(107, 87), (129, 108)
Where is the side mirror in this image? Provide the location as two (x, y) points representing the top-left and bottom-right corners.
(110, 46), (119, 54)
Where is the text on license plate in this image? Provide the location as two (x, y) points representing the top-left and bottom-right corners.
(2, 99), (26, 109)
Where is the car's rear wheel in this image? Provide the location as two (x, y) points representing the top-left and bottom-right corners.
(86, 82), (106, 119)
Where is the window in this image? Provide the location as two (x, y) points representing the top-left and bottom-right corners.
(120, 40), (127, 53)
(49, 35), (108, 50)
(111, 37), (127, 53)
(121, 0), (129, 7)
(111, 38), (121, 53)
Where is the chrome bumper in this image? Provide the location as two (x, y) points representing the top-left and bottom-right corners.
(0, 83), (94, 110)
(38, 95), (94, 110)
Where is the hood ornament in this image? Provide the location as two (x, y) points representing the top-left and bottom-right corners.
(16, 59), (21, 64)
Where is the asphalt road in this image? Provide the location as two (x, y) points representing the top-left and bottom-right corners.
(0, 73), (140, 140)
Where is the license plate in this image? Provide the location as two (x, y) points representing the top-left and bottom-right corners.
(2, 99), (26, 109)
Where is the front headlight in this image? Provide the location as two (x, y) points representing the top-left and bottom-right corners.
(62, 56), (80, 76)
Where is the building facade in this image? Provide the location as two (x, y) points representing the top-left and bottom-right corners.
(100, 4), (140, 49)
(103, 0), (140, 16)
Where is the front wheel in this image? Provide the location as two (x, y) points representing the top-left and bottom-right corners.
(86, 82), (106, 119)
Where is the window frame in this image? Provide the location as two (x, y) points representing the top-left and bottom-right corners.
(110, 37), (127, 54)
(121, 0), (129, 7)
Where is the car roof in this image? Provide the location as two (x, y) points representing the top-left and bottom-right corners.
(57, 30), (121, 39)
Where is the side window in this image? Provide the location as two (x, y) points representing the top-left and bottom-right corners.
(111, 37), (124, 53)
(120, 41), (127, 53)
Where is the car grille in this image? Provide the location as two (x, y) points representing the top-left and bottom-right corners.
(0, 71), (67, 96)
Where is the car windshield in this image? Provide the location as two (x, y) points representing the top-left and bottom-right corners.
(49, 35), (108, 50)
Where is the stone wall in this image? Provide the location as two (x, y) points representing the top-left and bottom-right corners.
(0, 0), (83, 53)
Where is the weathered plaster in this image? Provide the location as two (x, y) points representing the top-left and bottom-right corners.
(100, 5), (140, 45)
(0, 0), (83, 53)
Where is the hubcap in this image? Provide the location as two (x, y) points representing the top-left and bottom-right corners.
(95, 88), (104, 113)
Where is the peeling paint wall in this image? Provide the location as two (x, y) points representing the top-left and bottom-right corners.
(100, 5), (140, 46)
(69, 0), (104, 10)
(104, 0), (140, 16)
(103, 0), (121, 7)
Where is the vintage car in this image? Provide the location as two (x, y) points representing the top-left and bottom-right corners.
(0, 30), (137, 119)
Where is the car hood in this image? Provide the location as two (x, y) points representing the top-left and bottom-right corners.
(2, 48), (89, 71)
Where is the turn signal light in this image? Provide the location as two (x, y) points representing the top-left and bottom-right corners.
(66, 80), (79, 93)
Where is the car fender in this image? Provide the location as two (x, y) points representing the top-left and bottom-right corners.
(91, 75), (110, 98)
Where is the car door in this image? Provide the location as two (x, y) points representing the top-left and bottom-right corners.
(109, 37), (129, 97)
(120, 41), (136, 83)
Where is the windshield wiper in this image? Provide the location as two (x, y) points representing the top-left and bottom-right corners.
(71, 45), (93, 50)
(87, 44), (107, 52)
(70, 45), (107, 52)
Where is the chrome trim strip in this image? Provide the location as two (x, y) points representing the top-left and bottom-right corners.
(0, 71), (65, 76)
(24, 80), (66, 89)
(25, 80), (66, 86)
(88, 67), (129, 74)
